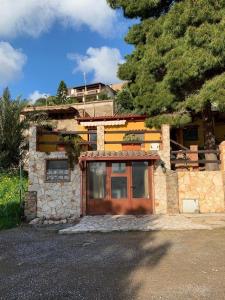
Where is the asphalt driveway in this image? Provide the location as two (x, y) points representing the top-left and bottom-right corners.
(0, 226), (225, 300)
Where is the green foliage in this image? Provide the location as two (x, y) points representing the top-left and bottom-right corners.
(0, 171), (28, 230)
(0, 88), (49, 169)
(98, 92), (110, 100)
(34, 96), (57, 106)
(33, 98), (47, 106)
(60, 135), (82, 169)
(108, 0), (225, 142)
(56, 80), (68, 104)
(0, 88), (28, 169)
(115, 88), (135, 113)
(123, 133), (143, 142)
(66, 97), (80, 104)
(107, 0), (174, 19)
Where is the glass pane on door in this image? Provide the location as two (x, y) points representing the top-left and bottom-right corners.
(132, 162), (149, 198)
(112, 162), (126, 174)
(88, 162), (106, 199)
(111, 177), (127, 199)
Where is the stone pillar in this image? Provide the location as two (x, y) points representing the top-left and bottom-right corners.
(24, 191), (37, 221)
(188, 145), (199, 171)
(29, 126), (37, 153)
(220, 141), (225, 172)
(159, 124), (171, 170)
(97, 125), (105, 151)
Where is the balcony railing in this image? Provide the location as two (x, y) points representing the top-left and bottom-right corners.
(71, 89), (100, 97)
(36, 129), (162, 151)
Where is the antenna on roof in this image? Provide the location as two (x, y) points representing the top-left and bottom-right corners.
(83, 72), (87, 104)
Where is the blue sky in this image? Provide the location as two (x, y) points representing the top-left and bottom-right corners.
(0, 0), (136, 101)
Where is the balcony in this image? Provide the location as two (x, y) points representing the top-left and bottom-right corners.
(36, 128), (162, 153)
(71, 89), (100, 97)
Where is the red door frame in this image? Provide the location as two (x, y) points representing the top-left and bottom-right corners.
(84, 160), (154, 215)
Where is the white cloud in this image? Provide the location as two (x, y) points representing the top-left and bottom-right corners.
(68, 46), (124, 84)
(28, 91), (50, 103)
(0, 41), (27, 87)
(0, 0), (117, 38)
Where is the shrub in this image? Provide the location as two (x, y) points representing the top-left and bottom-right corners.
(0, 171), (28, 230)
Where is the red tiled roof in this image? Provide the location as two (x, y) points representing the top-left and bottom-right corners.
(80, 150), (159, 161)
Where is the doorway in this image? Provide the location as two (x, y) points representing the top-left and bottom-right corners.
(86, 161), (154, 215)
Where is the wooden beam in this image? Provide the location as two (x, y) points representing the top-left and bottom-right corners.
(104, 140), (162, 144)
(170, 139), (189, 150)
(171, 150), (220, 154)
(104, 130), (162, 134)
(80, 155), (160, 162)
(171, 159), (221, 164)
(38, 141), (97, 145)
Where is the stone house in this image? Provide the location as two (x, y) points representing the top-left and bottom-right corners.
(25, 110), (225, 222)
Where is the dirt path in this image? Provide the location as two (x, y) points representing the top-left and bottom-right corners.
(0, 226), (225, 299)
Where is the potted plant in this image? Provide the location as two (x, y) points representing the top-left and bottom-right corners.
(57, 136), (66, 152)
(122, 133), (143, 151)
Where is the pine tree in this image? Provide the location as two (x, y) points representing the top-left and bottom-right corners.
(56, 80), (68, 104)
(108, 0), (225, 160)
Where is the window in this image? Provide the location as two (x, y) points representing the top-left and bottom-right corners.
(88, 162), (106, 199)
(88, 128), (97, 151)
(46, 159), (70, 182)
(112, 162), (126, 174)
(132, 162), (149, 199)
(111, 177), (127, 199)
(183, 126), (199, 141)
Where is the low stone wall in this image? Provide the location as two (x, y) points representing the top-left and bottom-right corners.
(177, 171), (225, 213)
(25, 127), (81, 221)
(29, 152), (81, 219)
(27, 151), (81, 220)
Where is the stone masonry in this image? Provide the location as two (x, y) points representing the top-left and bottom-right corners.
(26, 127), (81, 220)
(25, 125), (225, 221)
(97, 125), (105, 151)
(154, 124), (171, 214)
(177, 171), (225, 213)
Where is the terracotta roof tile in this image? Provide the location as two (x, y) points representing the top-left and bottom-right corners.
(80, 150), (159, 161)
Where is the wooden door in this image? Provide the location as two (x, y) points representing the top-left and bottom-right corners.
(86, 161), (153, 215)
(130, 161), (153, 214)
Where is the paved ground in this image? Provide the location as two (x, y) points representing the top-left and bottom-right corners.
(59, 214), (225, 234)
(1, 226), (225, 299)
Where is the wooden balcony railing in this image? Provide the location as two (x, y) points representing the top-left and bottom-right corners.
(36, 129), (162, 151)
(171, 146), (221, 171)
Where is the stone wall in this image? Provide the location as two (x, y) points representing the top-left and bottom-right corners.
(177, 171), (225, 213)
(26, 127), (81, 220)
(154, 124), (173, 214)
(166, 171), (179, 214)
(154, 165), (167, 214)
(154, 168), (179, 215)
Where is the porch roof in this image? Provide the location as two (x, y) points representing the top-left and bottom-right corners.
(79, 150), (159, 161)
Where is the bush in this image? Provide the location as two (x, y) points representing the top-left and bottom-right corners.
(0, 171), (28, 230)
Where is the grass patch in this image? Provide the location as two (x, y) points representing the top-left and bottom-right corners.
(0, 171), (28, 230)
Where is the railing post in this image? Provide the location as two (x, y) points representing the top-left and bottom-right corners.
(188, 145), (199, 171)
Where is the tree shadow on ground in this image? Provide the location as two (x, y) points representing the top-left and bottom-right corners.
(96, 230), (172, 300)
(0, 226), (172, 300)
